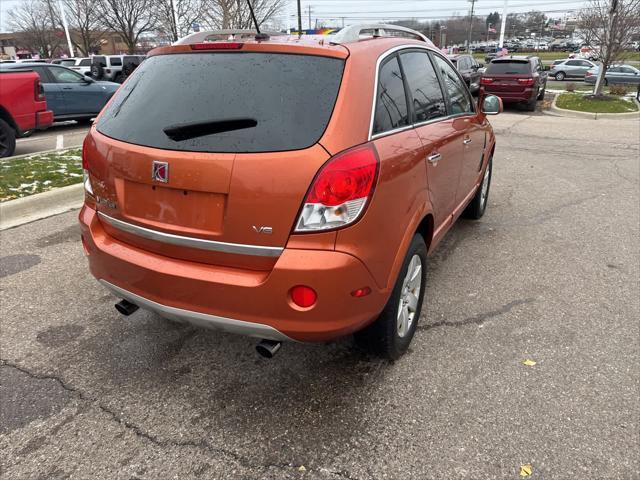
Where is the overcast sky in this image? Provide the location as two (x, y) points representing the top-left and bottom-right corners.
(0, 0), (588, 32)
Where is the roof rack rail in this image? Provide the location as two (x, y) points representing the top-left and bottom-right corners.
(174, 29), (287, 45)
(330, 24), (434, 46)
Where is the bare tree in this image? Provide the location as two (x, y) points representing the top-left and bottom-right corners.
(9, 0), (63, 58)
(155, 0), (206, 42)
(203, 0), (285, 30)
(578, 0), (640, 95)
(62, 0), (106, 55)
(97, 0), (157, 53)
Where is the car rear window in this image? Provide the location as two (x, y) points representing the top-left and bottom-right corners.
(486, 61), (531, 74)
(96, 52), (345, 153)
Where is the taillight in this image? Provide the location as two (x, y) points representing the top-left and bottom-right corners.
(191, 42), (243, 50)
(517, 78), (535, 86)
(82, 144), (94, 197)
(34, 78), (44, 101)
(295, 144), (379, 232)
(585, 71), (593, 77)
(480, 77), (494, 85)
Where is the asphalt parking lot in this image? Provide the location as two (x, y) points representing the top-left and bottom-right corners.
(13, 123), (89, 157)
(1, 111), (638, 479)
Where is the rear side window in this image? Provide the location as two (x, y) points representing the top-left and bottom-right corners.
(432, 55), (473, 115)
(486, 61), (531, 74)
(79, 59), (91, 66)
(93, 56), (106, 67)
(97, 52), (344, 153)
(400, 51), (446, 123)
(373, 55), (410, 135)
(109, 57), (122, 66)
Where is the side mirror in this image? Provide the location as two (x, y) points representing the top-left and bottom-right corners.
(481, 95), (502, 115)
(477, 63), (484, 68)
(83, 75), (94, 83)
(84, 71), (93, 77)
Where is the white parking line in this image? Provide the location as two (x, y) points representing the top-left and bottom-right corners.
(56, 135), (64, 150)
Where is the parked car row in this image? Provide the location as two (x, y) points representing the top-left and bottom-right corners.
(0, 63), (120, 125)
(2, 55), (145, 83)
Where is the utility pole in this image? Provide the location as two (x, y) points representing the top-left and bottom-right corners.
(467, 0), (476, 52)
(498, 0), (508, 48)
(308, 5), (312, 30)
(57, 0), (74, 57)
(297, 0), (302, 34)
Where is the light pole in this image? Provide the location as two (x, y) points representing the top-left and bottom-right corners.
(498, 0), (508, 48)
(57, 0), (74, 57)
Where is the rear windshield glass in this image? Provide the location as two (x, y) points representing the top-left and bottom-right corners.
(486, 61), (531, 74)
(97, 52), (344, 153)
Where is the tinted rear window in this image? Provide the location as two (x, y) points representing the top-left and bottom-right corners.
(109, 57), (122, 66)
(486, 61), (531, 74)
(96, 52), (344, 153)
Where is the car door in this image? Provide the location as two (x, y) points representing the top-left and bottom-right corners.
(577, 60), (595, 78)
(563, 60), (582, 77)
(619, 66), (640, 84)
(431, 53), (485, 212)
(395, 49), (460, 232)
(48, 66), (102, 115)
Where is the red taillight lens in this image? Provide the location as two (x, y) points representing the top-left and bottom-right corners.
(290, 285), (317, 308)
(517, 78), (535, 86)
(295, 144), (379, 232)
(585, 71), (593, 77)
(191, 42), (243, 50)
(34, 78), (44, 101)
(480, 77), (494, 85)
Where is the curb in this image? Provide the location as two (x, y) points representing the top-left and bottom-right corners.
(0, 183), (83, 231)
(547, 94), (640, 119)
(0, 146), (83, 162)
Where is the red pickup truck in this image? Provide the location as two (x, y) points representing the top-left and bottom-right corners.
(0, 70), (54, 157)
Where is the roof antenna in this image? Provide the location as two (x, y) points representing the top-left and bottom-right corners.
(246, 0), (269, 41)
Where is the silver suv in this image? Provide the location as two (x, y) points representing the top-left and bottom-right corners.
(549, 58), (597, 81)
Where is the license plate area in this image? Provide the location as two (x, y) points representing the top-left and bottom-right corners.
(122, 180), (225, 235)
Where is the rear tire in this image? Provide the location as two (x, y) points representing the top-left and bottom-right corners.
(463, 156), (492, 220)
(525, 95), (537, 111)
(355, 235), (427, 360)
(555, 71), (566, 81)
(0, 118), (17, 158)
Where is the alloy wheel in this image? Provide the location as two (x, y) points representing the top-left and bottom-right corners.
(397, 254), (422, 337)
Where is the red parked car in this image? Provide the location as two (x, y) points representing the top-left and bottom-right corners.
(0, 69), (54, 157)
(480, 56), (547, 111)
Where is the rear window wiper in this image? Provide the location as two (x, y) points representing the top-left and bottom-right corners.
(163, 118), (258, 141)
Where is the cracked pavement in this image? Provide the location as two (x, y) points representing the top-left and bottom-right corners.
(1, 111), (639, 479)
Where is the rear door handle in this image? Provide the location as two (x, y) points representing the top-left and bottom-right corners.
(62, 87), (73, 90)
(427, 153), (442, 164)
(463, 137), (472, 145)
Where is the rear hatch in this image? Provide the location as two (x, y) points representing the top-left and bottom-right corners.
(87, 44), (346, 270)
(482, 59), (532, 93)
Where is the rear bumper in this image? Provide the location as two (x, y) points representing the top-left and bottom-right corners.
(79, 205), (388, 342)
(480, 87), (536, 103)
(36, 110), (54, 130)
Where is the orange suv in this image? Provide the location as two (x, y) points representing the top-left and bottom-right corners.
(79, 25), (502, 359)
